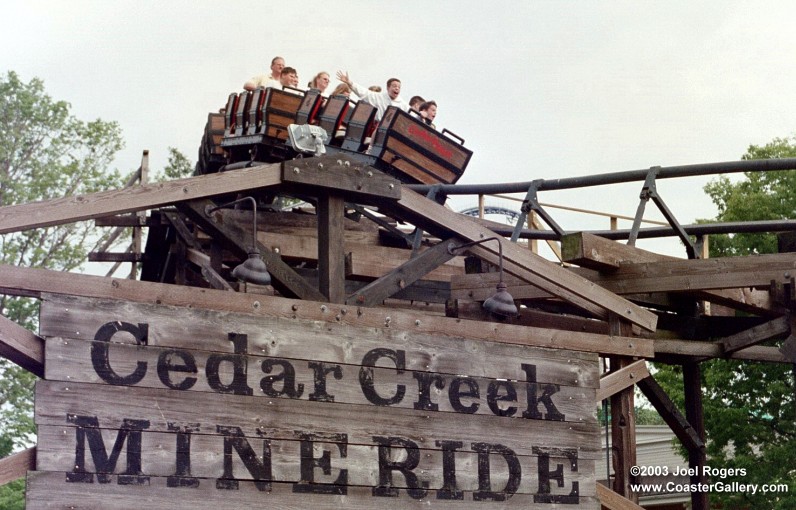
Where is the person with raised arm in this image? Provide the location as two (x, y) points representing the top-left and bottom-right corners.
(335, 70), (409, 120)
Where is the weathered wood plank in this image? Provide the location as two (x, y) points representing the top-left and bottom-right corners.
(44, 337), (595, 423)
(0, 265), (651, 358)
(720, 315), (790, 355)
(655, 340), (789, 363)
(30, 287), (601, 509)
(386, 189), (658, 331)
(34, 381), (601, 458)
(258, 230), (465, 282)
(87, 252), (144, 263)
(26, 471), (600, 510)
(39, 295), (599, 388)
(229, 208), (380, 232)
(683, 362), (709, 510)
(596, 483), (645, 510)
(177, 199), (326, 301)
(282, 156), (401, 204)
(0, 447), (35, 486)
(94, 213), (163, 227)
(0, 314), (45, 377)
(317, 193), (346, 303)
(453, 269), (777, 317)
(196, 258), (235, 291)
(587, 252), (796, 293)
(595, 360), (649, 402)
(561, 232), (670, 271)
(348, 238), (460, 306)
(780, 323), (796, 362)
(636, 375), (704, 453)
(449, 300), (611, 335)
(560, 232), (778, 315)
(0, 163), (283, 234)
(163, 211), (198, 248)
(35, 424), (596, 495)
(608, 318), (637, 502)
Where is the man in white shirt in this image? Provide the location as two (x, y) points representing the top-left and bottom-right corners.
(243, 56), (285, 91)
(335, 71), (409, 120)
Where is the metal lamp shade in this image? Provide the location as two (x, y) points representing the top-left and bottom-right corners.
(232, 251), (272, 286)
(482, 281), (518, 317)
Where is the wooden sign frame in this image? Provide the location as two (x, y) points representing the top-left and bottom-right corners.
(26, 294), (601, 509)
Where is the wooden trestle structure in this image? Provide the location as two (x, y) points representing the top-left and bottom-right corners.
(1, 153), (795, 509)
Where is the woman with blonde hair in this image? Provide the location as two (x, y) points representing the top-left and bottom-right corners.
(329, 82), (351, 97)
(308, 71), (331, 94)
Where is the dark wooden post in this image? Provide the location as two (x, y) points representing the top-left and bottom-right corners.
(683, 362), (709, 510)
(317, 192), (346, 303)
(608, 315), (638, 502)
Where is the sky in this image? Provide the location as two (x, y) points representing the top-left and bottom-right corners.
(4, 0), (796, 257)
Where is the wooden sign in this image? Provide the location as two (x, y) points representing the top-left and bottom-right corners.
(28, 294), (600, 509)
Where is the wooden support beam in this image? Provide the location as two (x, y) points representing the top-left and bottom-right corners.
(562, 231), (669, 270)
(347, 238), (459, 307)
(720, 315), (790, 355)
(586, 252), (796, 293)
(684, 362), (709, 510)
(0, 447), (36, 486)
(185, 248), (234, 292)
(130, 150), (149, 280)
(655, 339), (790, 363)
(0, 162), (282, 234)
(453, 265), (777, 317)
(636, 374), (704, 453)
(295, 267), (451, 305)
(387, 188), (658, 331)
(452, 271), (690, 312)
(163, 212), (197, 249)
(596, 359), (650, 402)
(780, 324), (796, 362)
(88, 252), (143, 263)
(609, 317), (637, 502)
(317, 193), (346, 303)
(596, 483), (645, 510)
(697, 287), (774, 317)
(257, 230), (464, 282)
(562, 232), (776, 315)
(199, 264), (234, 291)
(0, 264), (653, 358)
(0, 315), (45, 377)
(282, 155), (401, 205)
(177, 199), (325, 302)
(95, 214), (162, 227)
(449, 300), (612, 334)
(216, 208), (380, 233)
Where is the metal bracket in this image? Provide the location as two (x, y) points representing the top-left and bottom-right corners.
(510, 180), (565, 242)
(628, 167), (698, 259)
(627, 168), (658, 247)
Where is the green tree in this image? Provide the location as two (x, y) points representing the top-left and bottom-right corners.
(0, 71), (125, 507)
(703, 136), (796, 257)
(655, 136), (796, 510)
(157, 146), (193, 182)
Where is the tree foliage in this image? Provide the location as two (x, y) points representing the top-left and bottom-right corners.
(0, 71), (125, 506)
(703, 136), (796, 256)
(157, 146), (193, 182)
(655, 136), (796, 510)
